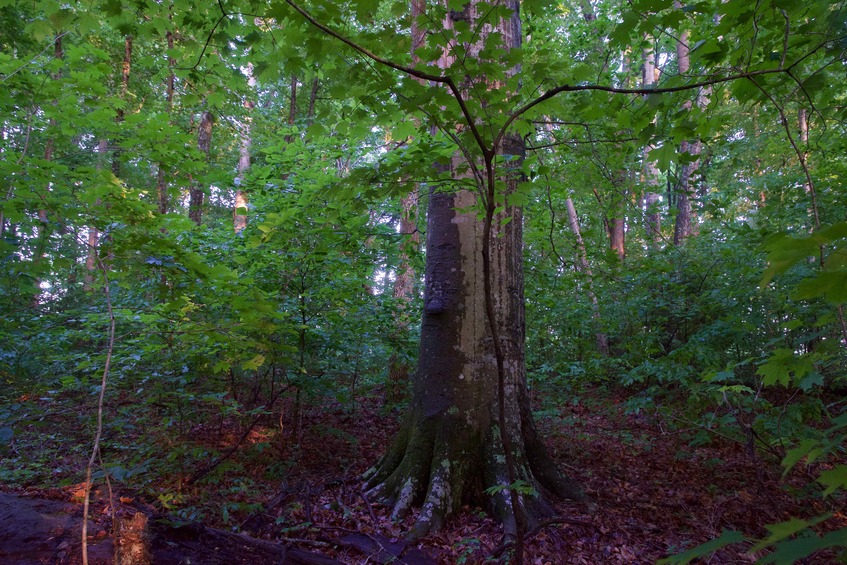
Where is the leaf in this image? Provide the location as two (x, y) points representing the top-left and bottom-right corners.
(818, 465), (847, 496)
(757, 349), (812, 387)
(758, 527), (847, 564)
(795, 271), (847, 303)
(242, 354), (266, 371)
(657, 529), (746, 565)
(750, 516), (828, 553)
(798, 371), (824, 392)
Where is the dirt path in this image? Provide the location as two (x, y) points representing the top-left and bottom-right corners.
(0, 492), (114, 564)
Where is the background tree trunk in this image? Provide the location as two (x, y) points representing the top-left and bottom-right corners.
(386, 0), (425, 404)
(157, 26), (175, 215)
(188, 111), (213, 226)
(83, 139), (109, 291)
(641, 40), (661, 246)
(565, 197), (608, 355)
(112, 35), (132, 179)
(234, 64), (255, 233)
(672, 9), (704, 246)
(386, 189), (419, 403)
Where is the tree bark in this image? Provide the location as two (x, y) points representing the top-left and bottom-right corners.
(307, 77), (319, 125)
(285, 75), (297, 144)
(365, 0), (583, 540)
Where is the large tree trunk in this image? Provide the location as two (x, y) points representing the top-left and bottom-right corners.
(365, 174), (582, 538)
(365, 0), (583, 540)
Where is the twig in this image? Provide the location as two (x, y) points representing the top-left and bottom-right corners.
(81, 254), (116, 565)
(358, 487), (378, 524)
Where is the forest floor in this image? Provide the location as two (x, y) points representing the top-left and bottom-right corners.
(1, 386), (844, 564)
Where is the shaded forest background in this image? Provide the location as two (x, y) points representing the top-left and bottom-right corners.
(1, 0), (846, 562)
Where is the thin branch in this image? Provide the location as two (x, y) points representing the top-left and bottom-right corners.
(744, 75), (820, 230)
(81, 254), (116, 565)
(175, 0), (230, 71)
(1, 32), (70, 83)
(497, 65), (810, 150)
(780, 9), (790, 69)
(283, 0), (492, 159)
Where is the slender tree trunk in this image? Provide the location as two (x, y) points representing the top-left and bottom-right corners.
(0, 125), (6, 238)
(386, 190), (419, 402)
(234, 67), (255, 233)
(565, 198), (608, 355)
(641, 41), (662, 245)
(83, 139), (109, 291)
(157, 25), (175, 215)
(112, 35), (132, 179)
(672, 9), (706, 246)
(673, 23), (694, 245)
(608, 51), (630, 262)
(307, 77), (319, 125)
(33, 34), (64, 301)
(188, 111), (213, 225)
(285, 75), (297, 144)
(608, 173), (627, 262)
(386, 0), (425, 403)
(365, 0), (583, 542)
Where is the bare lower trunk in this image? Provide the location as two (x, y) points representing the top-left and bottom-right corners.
(609, 216), (625, 260)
